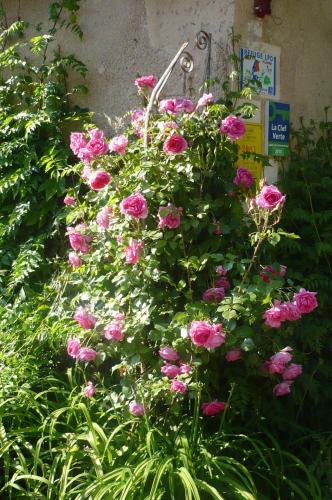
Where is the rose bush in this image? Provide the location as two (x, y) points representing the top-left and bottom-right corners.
(62, 75), (317, 427)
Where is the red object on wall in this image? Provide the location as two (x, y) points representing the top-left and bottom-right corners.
(254, 0), (272, 18)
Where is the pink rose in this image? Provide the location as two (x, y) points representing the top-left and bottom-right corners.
(64, 195), (75, 206)
(233, 167), (254, 190)
(70, 132), (86, 156)
(114, 312), (125, 321)
(219, 115), (246, 141)
(202, 287), (225, 303)
(216, 266), (228, 276)
(215, 277), (230, 290)
(120, 193), (148, 219)
(68, 233), (90, 254)
(179, 363), (192, 374)
(190, 321), (225, 349)
(131, 108), (145, 137)
(68, 252), (82, 268)
(109, 135), (128, 155)
(159, 98), (195, 115)
(124, 239), (144, 265)
(225, 349), (242, 362)
(74, 307), (97, 330)
(260, 264), (287, 282)
(293, 288), (318, 314)
(280, 301), (302, 321)
(129, 401), (145, 417)
(267, 347), (293, 374)
(157, 121), (179, 135)
(213, 224), (222, 235)
(163, 134), (188, 155)
(84, 381), (96, 398)
(273, 381), (292, 397)
(77, 347), (97, 362)
(263, 300), (286, 328)
(158, 204), (182, 229)
(255, 185), (285, 210)
(160, 363), (180, 379)
(135, 75), (157, 89)
(96, 206), (113, 229)
(81, 164), (91, 180)
(89, 170), (111, 190)
(104, 321), (124, 341)
(67, 337), (81, 358)
(67, 225), (92, 254)
(85, 128), (109, 156)
(159, 347), (179, 361)
(282, 363), (302, 380)
(201, 400), (225, 416)
(170, 380), (188, 393)
(197, 93), (214, 107)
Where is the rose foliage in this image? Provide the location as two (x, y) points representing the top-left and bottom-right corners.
(63, 78), (317, 423)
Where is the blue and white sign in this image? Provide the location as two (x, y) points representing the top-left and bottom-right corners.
(240, 47), (277, 97)
(265, 101), (290, 157)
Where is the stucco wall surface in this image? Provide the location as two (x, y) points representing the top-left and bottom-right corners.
(234, 0), (332, 125)
(3, 0), (234, 129)
(3, 0), (332, 128)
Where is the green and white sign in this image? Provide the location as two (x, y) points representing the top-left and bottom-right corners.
(265, 101), (290, 157)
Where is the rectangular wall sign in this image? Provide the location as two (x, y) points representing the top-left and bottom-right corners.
(240, 47), (277, 97)
(236, 123), (263, 182)
(265, 101), (290, 156)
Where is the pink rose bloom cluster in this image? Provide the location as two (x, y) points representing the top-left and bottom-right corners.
(64, 195), (75, 206)
(84, 381), (96, 398)
(215, 276), (230, 290)
(159, 347), (191, 394)
(157, 121), (178, 136)
(124, 239), (144, 264)
(70, 129), (109, 165)
(259, 264), (287, 283)
(197, 93), (214, 108)
(74, 306), (97, 330)
(201, 400), (225, 416)
(233, 167), (254, 190)
(216, 265), (228, 276)
(254, 185), (285, 210)
(135, 75), (157, 89)
(219, 115), (246, 141)
(163, 133), (188, 155)
(190, 321), (225, 349)
(96, 206), (113, 229)
(120, 193), (148, 219)
(202, 287), (225, 303)
(67, 224), (92, 254)
(109, 135), (128, 155)
(159, 97), (195, 115)
(263, 346), (302, 397)
(68, 252), (82, 268)
(158, 204), (182, 229)
(89, 170), (111, 190)
(129, 401), (145, 417)
(67, 338), (97, 363)
(263, 288), (317, 328)
(225, 349), (242, 362)
(131, 109), (145, 137)
(104, 321), (124, 341)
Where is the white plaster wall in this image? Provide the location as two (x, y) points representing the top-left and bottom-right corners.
(233, 0), (332, 125)
(3, 0), (332, 129)
(3, 0), (234, 129)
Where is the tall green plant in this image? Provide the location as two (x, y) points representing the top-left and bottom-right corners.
(0, 0), (89, 298)
(275, 112), (332, 431)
